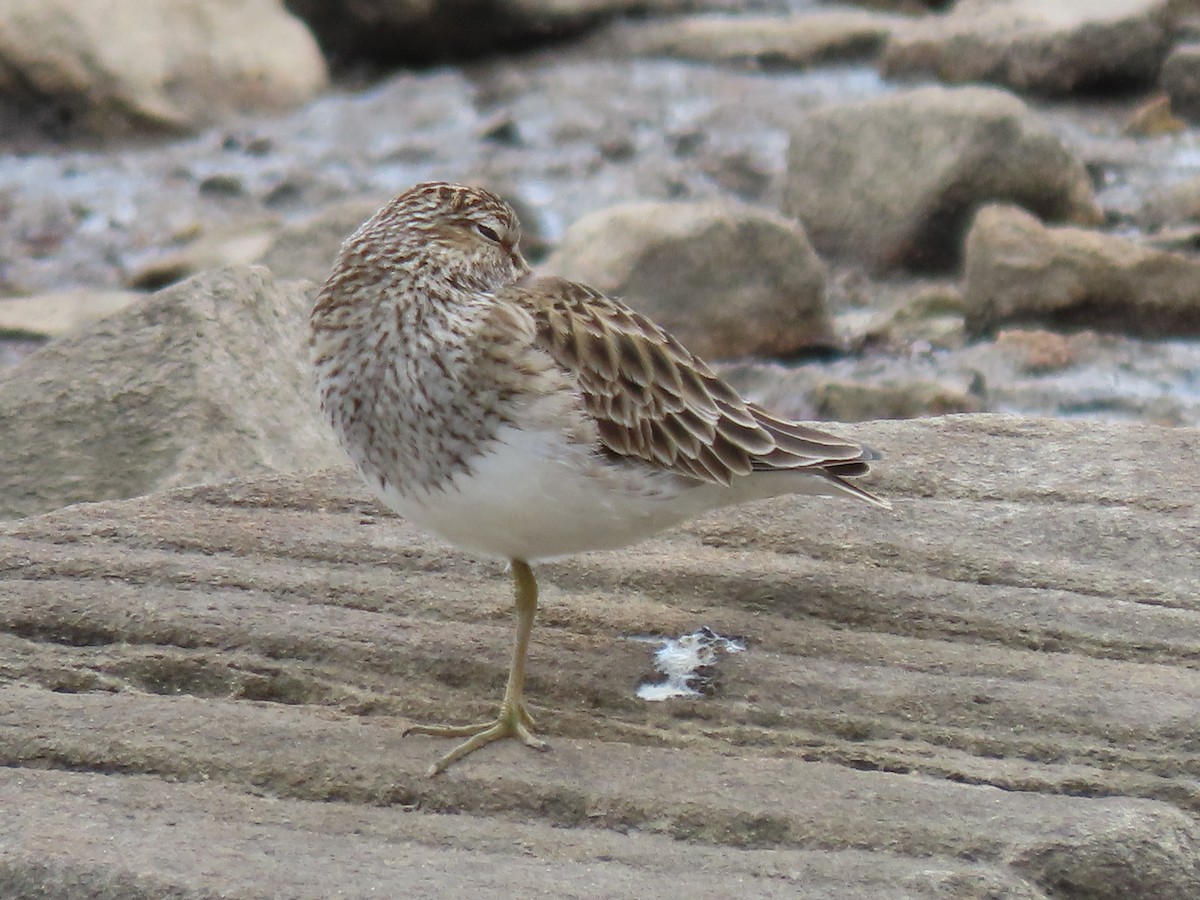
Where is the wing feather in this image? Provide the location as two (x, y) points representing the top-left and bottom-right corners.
(497, 276), (883, 499)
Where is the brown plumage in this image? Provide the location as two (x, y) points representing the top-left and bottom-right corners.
(310, 181), (888, 776)
(503, 275), (881, 499)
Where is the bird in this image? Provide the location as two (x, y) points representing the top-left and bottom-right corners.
(309, 181), (888, 777)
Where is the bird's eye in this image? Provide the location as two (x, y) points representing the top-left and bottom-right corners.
(474, 223), (502, 243)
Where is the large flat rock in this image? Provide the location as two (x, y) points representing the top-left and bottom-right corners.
(2, 414), (1199, 897)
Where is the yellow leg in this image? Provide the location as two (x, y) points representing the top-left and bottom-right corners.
(403, 559), (549, 777)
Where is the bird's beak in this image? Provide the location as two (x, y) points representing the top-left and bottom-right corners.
(511, 248), (531, 275)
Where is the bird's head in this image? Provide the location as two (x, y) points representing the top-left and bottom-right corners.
(347, 182), (531, 294)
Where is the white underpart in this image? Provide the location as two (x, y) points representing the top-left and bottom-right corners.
(373, 424), (847, 561)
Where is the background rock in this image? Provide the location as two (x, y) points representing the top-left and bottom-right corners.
(963, 204), (1200, 339)
(285, 0), (683, 66)
(2, 415), (1199, 896)
(1138, 173), (1200, 230)
(0, 266), (342, 519)
(545, 200), (833, 358)
(601, 10), (903, 68)
(258, 199), (387, 286)
(0, 0), (328, 136)
(782, 86), (1101, 273)
(879, 0), (1174, 96)
(0, 288), (141, 338)
(1160, 43), (1200, 122)
(811, 376), (984, 420)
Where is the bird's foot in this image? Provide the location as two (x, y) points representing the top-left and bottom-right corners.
(404, 701), (546, 777)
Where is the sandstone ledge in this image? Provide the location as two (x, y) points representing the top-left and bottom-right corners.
(2, 414), (1198, 897)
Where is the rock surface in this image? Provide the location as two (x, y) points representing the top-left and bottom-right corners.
(0, 288), (141, 338)
(258, 198), (387, 286)
(1161, 43), (1200, 122)
(0, 0), (328, 136)
(0, 266), (342, 519)
(2, 414), (1200, 897)
(545, 200), (833, 358)
(286, 0), (680, 65)
(603, 10), (902, 68)
(782, 86), (1101, 273)
(963, 204), (1200, 339)
(879, 0), (1174, 95)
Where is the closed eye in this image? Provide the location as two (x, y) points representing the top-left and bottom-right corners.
(474, 223), (502, 243)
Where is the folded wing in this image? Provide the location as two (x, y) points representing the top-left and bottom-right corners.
(497, 276), (886, 506)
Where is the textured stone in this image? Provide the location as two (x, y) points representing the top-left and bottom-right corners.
(2, 414), (1199, 896)
(0, 266), (342, 519)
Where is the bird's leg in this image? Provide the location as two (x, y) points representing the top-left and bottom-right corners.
(403, 558), (549, 777)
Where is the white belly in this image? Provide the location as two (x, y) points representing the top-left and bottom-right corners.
(371, 424), (718, 561)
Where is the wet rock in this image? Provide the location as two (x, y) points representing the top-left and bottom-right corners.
(963, 204), (1200, 339)
(1160, 43), (1200, 122)
(544, 201), (833, 359)
(879, 0), (1174, 96)
(286, 0), (676, 66)
(0, 0), (328, 137)
(0, 266), (342, 519)
(602, 10), (903, 68)
(782, 86), (1101, 273)
(0, 289), (141, 339)
(2, 414), (1200, 896)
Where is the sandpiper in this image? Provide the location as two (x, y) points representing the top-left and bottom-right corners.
(310, 182), (887, 776)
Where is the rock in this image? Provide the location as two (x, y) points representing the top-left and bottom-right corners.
(812, 376), (984, 420)
(782, 86), (1101, 273)
(994, 328), (1076, 374)
(602, 10), (903, 68)
(843, 0), (946, 9)
(2, 414), (1200, 896)
(125, 219), (280, 290)
(860, 282), (967, 351)
(285, 0), (678, 66)
(544, 201), (834, 359)
(0, 288), (141, 339)
(1160, 43), (1200, 122)
(963, 204), (1200, 339)
(0, 266), (342, 519)
(257, 199), (386, 286)
(879, 0), (1174, 96)
(1137, 175), (1200, 231)
(0, 0), (329, 137)
(1122, 94), (1185, 137)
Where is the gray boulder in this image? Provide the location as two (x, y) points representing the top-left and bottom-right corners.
(601, 9), (904, 68)
(879, 0), (1174, 96)
(0, 0), (328, 136)
(963, 204), (1200, 338)
(545, 200), (834, 359)
(286, 0), (682, 65)
(0, 266), (342, 519)
(1161, 43), (1200, 122)
(782, 86), (1101, 273)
